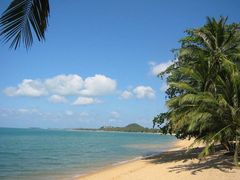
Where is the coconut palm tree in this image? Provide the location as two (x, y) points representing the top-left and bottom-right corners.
(179, 17), (240, 90)
(154, 17), (240, 165)
(0, 0), (50, 49)
(167, 61), (240, 165)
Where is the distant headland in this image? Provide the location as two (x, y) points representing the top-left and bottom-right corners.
(72, 123), (161, 133)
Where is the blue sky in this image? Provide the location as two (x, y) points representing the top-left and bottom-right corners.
(0, 0), (240, 128)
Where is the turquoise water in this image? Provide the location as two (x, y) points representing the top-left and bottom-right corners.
(0, 128), (176, 180)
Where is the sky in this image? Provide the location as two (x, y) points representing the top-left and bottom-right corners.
(0, 0), (240, 128)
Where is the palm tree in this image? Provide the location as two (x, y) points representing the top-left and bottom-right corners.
(167, 61), (240, 165)
(0, 0), (50, 49)
(180, 17), (240, 90)
(154, 17), (240, 165)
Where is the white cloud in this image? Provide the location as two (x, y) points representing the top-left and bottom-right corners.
(150, 60), (174, 76)
(0, 113), (8, 117)
(160, 82), (169, 92)
(120, 90), (133, 100)
(4, 74), (117, 100)
(73, 97), (101, 105)
(0, 108), (36, 116)
(120, 85), (156, 100)
(133, 86), (155, 99)
(110, 111), (120, 119)
(45, 74), (84, 96)
(18, 108), (30, 113)
(80, 74), (117, 96)
(18, 108), (38, 114)
(148, 61), (156, 66)
(48, 95), (68, 103)
(65, 110), (73, 116)
(4, 79), (47, 97)
(79, 112), (89, 117)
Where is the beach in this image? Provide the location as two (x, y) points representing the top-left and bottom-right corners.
(0, 128), (177, 180)
(77, 139), (240, 180)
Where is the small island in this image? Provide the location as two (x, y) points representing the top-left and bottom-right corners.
(72, 123), (160, 133)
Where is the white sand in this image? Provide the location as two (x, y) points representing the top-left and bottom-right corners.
(76, 139), (240, 180)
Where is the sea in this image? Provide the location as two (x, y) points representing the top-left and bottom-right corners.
(0, 128), (176, 180)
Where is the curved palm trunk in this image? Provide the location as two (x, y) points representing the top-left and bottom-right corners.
(234, 135), (239, 166)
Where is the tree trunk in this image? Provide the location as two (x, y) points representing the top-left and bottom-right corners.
(221, 141), (230, 152)
(234, 136), (239, 166)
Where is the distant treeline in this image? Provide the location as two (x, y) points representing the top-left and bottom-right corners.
(73, 123), (161, 133)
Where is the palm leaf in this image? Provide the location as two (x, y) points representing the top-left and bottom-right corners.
(198, 124), (232, 158)
(0, 0), (50, 49)
(154, 17), (240, 164)
(169, 82), (197, 93)
(179, 67), (201, 79)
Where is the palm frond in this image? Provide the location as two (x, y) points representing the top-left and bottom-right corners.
(198, 124), (232, 158)
(169, 82), (197, 93)
(154, 17), (240, 164)
(0, 0), (50, 49)
(178, 67), (204, 82)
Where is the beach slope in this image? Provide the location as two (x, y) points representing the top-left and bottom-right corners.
(77, 140), (240, 180)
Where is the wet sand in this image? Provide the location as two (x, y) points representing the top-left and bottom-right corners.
(76, 139), (240, 180)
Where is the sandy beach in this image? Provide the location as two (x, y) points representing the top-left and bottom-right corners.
(76, 139), (240, 180)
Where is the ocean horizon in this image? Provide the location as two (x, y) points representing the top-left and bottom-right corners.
(0, 127), (176, 180)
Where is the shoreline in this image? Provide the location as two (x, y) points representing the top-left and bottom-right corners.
(69, 128), (164, 135)
(75, 139), (240, 180)
(73, 139), (178, 179)
(74, 139), (186, 179)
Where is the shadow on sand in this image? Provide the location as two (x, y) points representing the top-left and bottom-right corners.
(144, 146), (235, 175)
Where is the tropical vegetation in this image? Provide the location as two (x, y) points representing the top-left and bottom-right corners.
(0, 0), (50, 49)
(153, 17), (240, 166)
(99, 123), (160, 133)
(1, 1), (240, 167)
(73, 123), (160, 133)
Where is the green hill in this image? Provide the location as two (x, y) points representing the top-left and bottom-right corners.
(123, 123), (145, 132)
(99, 123), (159, 133)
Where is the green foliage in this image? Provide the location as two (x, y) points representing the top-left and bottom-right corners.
(100, 123), (160, 133)
(0, 0), (50, 49)
(154, 17), (240, 165)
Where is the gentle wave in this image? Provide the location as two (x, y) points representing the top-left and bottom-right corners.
(0, 128), (176, 180)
